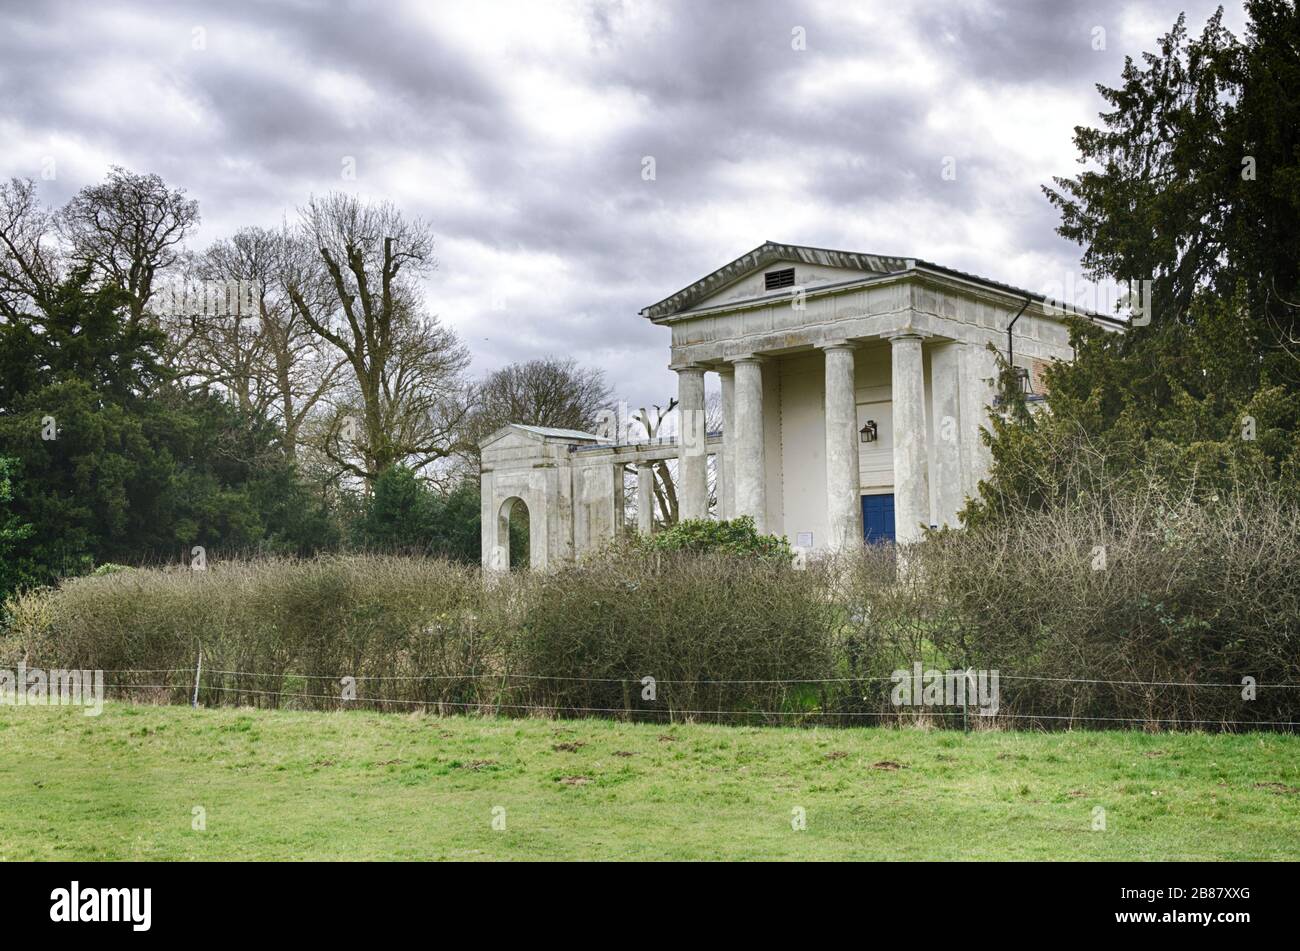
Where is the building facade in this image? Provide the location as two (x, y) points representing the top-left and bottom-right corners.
(480, 242), (1115, 569)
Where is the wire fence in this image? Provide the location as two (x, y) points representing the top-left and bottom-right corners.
(50, 663), (1300, 732)
(65, 666), (1300, 687)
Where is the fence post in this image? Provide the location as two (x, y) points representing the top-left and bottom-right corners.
(192, 649), (203, 709)
(963, 667), (972, 733)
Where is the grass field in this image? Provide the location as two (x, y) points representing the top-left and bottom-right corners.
(2, 702), (1298, 860)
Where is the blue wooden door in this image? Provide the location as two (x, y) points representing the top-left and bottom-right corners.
(861, 494), (895, 544)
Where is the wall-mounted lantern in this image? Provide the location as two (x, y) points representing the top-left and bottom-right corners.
(859, 420), (878, 444)
(1015, 365), (1033, 396)
(994, 365), (1041, 407)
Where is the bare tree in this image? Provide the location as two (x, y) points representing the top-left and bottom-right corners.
(285, 193), (470, 483)
(0, 178), (62, 320)
(622, 391), (724, 529)
(630, 399), (679, 527)
(173, 227), (344, 459)
(58, 166), (199, 323)
(470, 357), (612, 440)
(172, 233), (270, 416)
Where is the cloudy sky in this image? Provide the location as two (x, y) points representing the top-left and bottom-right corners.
(0, 0), (1247, 410)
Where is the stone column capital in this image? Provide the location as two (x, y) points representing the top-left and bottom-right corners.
(726, 352), (767, 366)
(886, 331), (927, 344)
(670, 362), (708, 375)
(819, 339), (857, 353)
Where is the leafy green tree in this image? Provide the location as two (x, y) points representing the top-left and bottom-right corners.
(354, 466), (441, 551)
(1, 380), (337, 583)
(0, 269), (165, 405)
(0, 271), (336, 592)
(1044, 2), (1300, 364)
(353, 466), (481, 562)
(972, 2), (1300, 521)
(0, 456), (34, 598)
(429, 481), (483, 563)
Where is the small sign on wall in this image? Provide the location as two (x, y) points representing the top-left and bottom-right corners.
(796, 531), (814, 548)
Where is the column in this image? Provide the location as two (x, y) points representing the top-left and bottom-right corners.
(929, 342), (963, 528)
(636, 462), (655, 534)
(480, 471), (497, 569)
(958, 342), (996, 499)
(719, 367), (735, 520)
(675, 364), (708, 521)
(889, 334), (930, 544)
(611, 462), (626, 535)
(822, 342), (862, 550)
(732, 356), (766, 533)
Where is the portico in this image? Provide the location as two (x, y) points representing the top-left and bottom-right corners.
(667, 333), (966, 549)
(481, 241), (1117, 569)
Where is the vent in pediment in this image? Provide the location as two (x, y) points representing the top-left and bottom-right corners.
(764, 267), (796, 290)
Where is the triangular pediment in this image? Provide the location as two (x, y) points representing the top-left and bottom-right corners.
(640, 242), (913, 319)
(479, 423), (602, 452)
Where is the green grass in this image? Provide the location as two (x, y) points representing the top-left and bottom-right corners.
(2, 702), (1298, 860)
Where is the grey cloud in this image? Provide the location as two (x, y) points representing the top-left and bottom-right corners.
(0, 0), (1246, 411)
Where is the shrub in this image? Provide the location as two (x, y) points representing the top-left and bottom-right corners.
(0, 554), (492, 711)
(916, 482), (1300, 727)
(501, 544), (837, 721)
(1, 546), (841, 721)
(91, 563), (132, 576)
(6, 482), (1299, 731)
(633, 516), (792, 561)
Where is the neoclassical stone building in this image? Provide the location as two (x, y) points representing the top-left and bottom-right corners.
(480, 242), (1118, 569)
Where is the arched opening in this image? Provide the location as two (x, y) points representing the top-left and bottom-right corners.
(496, 496), (530, 569)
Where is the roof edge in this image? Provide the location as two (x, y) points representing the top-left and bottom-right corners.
(638, 242), (1127, 330)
